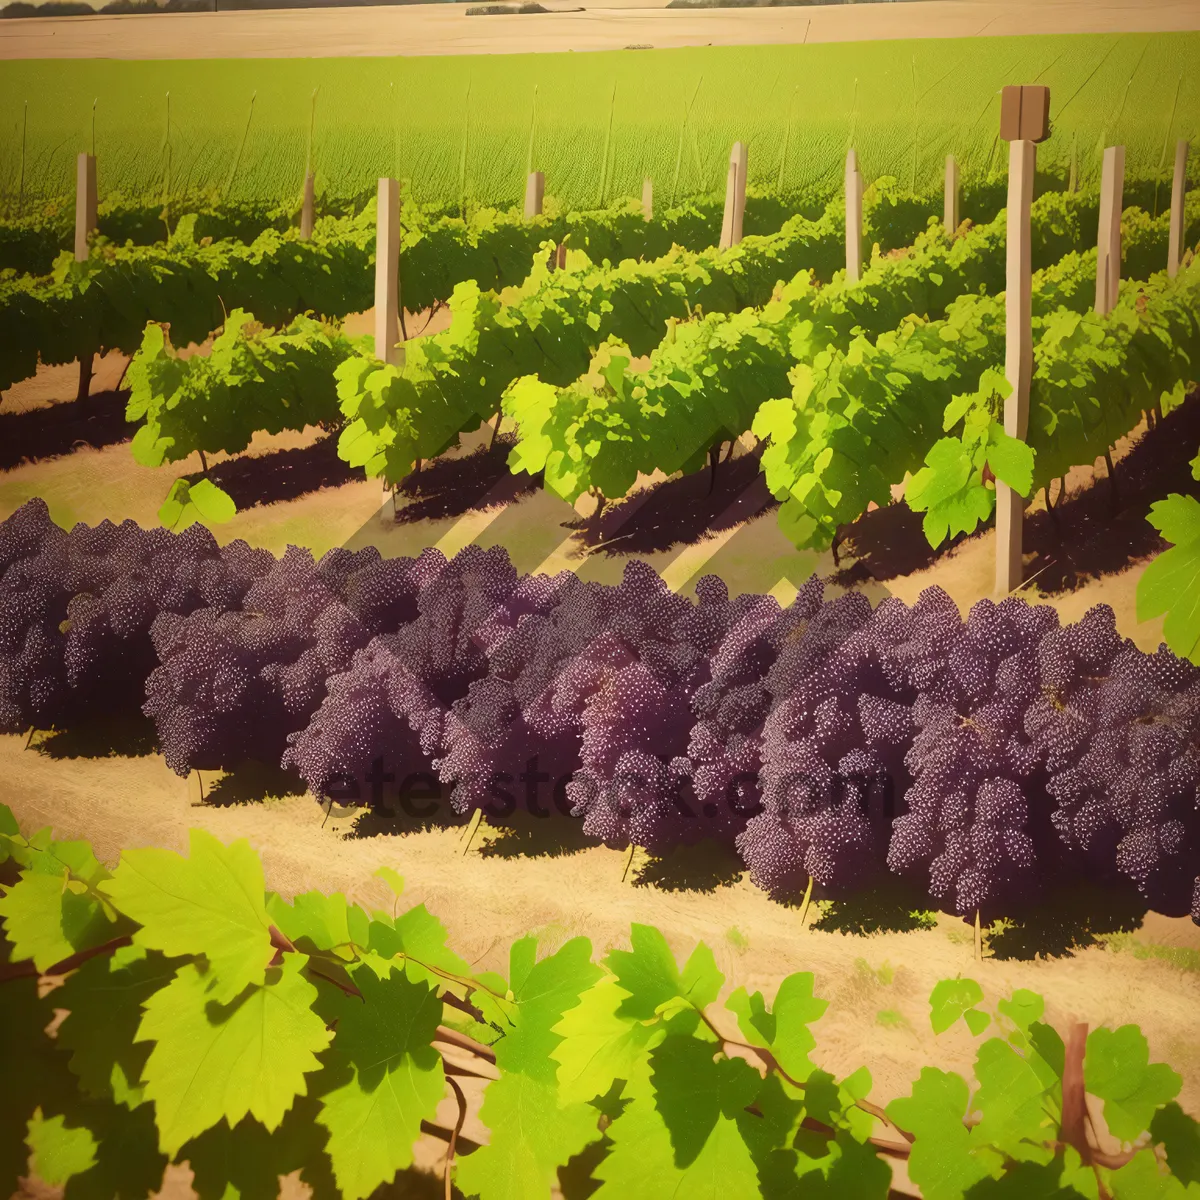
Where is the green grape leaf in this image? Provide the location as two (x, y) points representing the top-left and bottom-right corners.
(26, 1110), (98, 1186)
(887, 1069), (998, 1200)
(998, 990), (1045, 1034)
(1137, 499), (1200, 664)
(157, 478), (237, 531)
(591, 1041), (761, 1200)
(972, 1038), (1056, 1161)
(265, 891), (369, 960)
(493, 936), (603, 1081)
(374, 865), (405, 899)
(1108, 1146), (1194, 1199)
(101, 829), (272, 1005)
(55, 945), (174, 1108)
(929, 977), (986, 1034)
(455, 1072), (600, 1200)
(605, 924), (721, 1021)
(965, 1008), (993, 1037)
(1084, 1026), (1182, 1142)
(726, 972), (828, 1083)
(313, 966), (445, 1200)
(1151, 1102), (1200, 1186)
(0, 868), (118, 971)
(183, 1103), (322, 1200)
(551, 976), (667, 1105)
(136, 956), (331, 1156)
(986, 426), (1035, 497)
(759, 1129), (893, 1198)
(364, 902), (474, 989)
(1146, 494), (1200, 549)
(55, 1100), (169, 1200)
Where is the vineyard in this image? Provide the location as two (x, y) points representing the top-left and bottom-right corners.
(3, 24), (1200, 1200)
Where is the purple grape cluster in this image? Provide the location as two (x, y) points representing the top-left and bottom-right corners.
(0, 499), (267, 731)
(1025, 606), (1200, 916)
(282, 544), (521, 800)
(2, 500), (1198, 925)
(147, 544), (430, 776)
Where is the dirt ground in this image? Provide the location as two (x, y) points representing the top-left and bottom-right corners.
(4, 351), (1200, 1199)
(2, 0), (1197, 61)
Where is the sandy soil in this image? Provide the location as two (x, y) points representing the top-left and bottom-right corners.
(2, 0), (1198, 61)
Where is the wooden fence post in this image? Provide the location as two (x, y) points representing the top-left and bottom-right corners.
(642, 176), (653, 221)
(719, 142), (748, 249)
(375, 177), (401, 510)
(845, 148), (863, 282)
(1168, 139), (1189, 278)
(995, 137), (1036, 597)
(524, 170), (545, 220)
(1094, 145), (1125, 315)
(944, 153), (959, 236)
(74, 152), (97, 262)
(300, 170), (315, 241)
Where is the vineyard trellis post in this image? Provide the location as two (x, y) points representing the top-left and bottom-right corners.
(524, 170), (545, 220)
(719, 142), (747, 249)
(944, 153), (959, 235)
(300, 171), (315, 241)
(1168, 139), (1189, 278)
(375, 176), (402, 510)
(74, 152), (97, 263)
(995, 85), (1047, 597)
(1094, 145), (1125, 315)
(845, 148), (863, 282)
(642, 175), (653, 221)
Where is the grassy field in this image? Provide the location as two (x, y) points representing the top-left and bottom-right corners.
(2, 31), (1199, 211)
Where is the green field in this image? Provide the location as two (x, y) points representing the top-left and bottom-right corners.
(2, 31), (1199, 213)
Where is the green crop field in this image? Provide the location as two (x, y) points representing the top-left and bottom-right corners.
(2, 31), (1199, 214)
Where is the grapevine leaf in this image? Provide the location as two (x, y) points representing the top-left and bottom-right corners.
(55, 945), (174, 1108)
(965, 1009), (993, 1037)
(265, 891), (369, 959)
(997, 990), (1044, 1034)
(760, 1129), (894, 1198)
(971, 1038), (1056, 1161)
(183, 1103), (323, 1200)
(765, 972), (828, 1082)
(56, 1100), (168, 1200)
(26, 1110), (97, 1186)
(1084, 1026), (1182, 1142)
(101, 829), (272, 1005)
(0, 869), (117, 971)
(313, 966), (445, 1200)
(887, 1069), (998, 1200)
(136, 956), (331, 1156)
(1145, 494), (1200, 549)
(907, 439), (974, 514)
(373, 865), (405, 899)
(591, 1042), (761, 1199)
(1108, 1147), (1194, 1199)
(364, 902), (474, 989)
(605, 924), (720, 1021)
(929, 978), (986, 1034)
(1151, 1103), (1200, 1186)
(551, 976), (667, 1105)
(454, 1072), (600, 1200)
(494, 936), (603, 1080)
(986, 427), (1035, 497)
(187, 479), (238, 524)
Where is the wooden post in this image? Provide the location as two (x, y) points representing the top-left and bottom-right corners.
(1168, 139), (1189, 278)
(719, 142), (748, 249)
(944, 153), (959, 236)
(74, 152), (97, 262)
(845, 148), (863, 283)
(375, 177), (401, 368)
(524, 170), (545, 220)
(1094, 145), (1125, 315)
(995, 138), (1036, 597)
(300, 170), (315, 241)
(642, 175), (653, 221)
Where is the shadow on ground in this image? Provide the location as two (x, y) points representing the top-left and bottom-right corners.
(633, 837), (746, 893)
(393, 432), (543, 523)
(201, 760), (309, 807)
(573, 446), (777, 557)
(33, 709), (159, 759)
(1, 390), (135, 468)
(986, 880), (1148, 961)
(200, 432), (359, 511)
